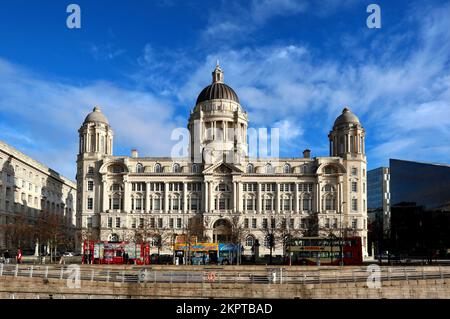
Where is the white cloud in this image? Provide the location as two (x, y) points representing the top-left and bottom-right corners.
(0, 58), (182, 179)
(180, 2), (450, 167)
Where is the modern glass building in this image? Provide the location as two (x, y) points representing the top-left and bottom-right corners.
(367, 167), (390, 256)
(389, 159), (450, 258)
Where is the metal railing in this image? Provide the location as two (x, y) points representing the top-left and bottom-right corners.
(1, 264), (450, 285)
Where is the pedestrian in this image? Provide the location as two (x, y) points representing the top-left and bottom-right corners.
(4, 250), (10, 264)
(124, 252), (129, 264)
(17, 248), (22, 264)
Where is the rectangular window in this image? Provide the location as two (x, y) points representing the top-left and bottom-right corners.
(265, 199), (272, 211)
(352, 219), (358, 229)
(87, 181), (94, 191)
(132, 218), (136, 229)
(87, 217), (92, 228)
(107, 217), (112, 228)
(246, 198), (254, 211)
(150, 218), (155, 228)
(352, 167), (357, 176)
(87, 198), (93, 210)
(325, 218), (330, 228)
(169, 218), (174, 228)
(271, 218), (276, 229)
(244, 218), (249, 228)
(352, 182), (357, 192)
(139, 218), (144, 228)
(115, 217), (121, 228)
(158, 218), (163, 228)
(262, 218), (268, 229)
(154, 198), (161, 210)
(177, 218), (182, 229)
(283, 199), (290, 211)
(252, 218), (257, 229)
(112, 198), (120, 210)
(352, 198), (358, 211)
(135, 198), (142, 210)
(219, 198), (226, 210)
(172, 199), (179, 210)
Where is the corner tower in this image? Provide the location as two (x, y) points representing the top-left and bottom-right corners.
(329, 107), (368, 258)
(76, 106), (113, 244)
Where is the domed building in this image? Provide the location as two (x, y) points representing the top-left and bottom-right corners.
(76, 65), (368, 263)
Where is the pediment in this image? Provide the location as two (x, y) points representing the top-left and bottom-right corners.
(203, 161), (243, 175)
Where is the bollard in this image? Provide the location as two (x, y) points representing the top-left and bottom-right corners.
(0, 263), (3, 276)
(45, 266), (49, 279)
(91, 269), (94, 282)
(14, 264), (18, 277)
(60, 267), (64, 280)
(122, 270), (125, 283)
(30, 266), (34, 278)
(106, 269), (110, 282)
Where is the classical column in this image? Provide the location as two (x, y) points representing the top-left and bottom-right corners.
(315, 183), (320, 213)
(208, 182), (212, 212)
(232, 182), (237, 213)
(146, 182), (150, 213)
(102, 176), (108, 212)
(164, 182), (169, 213)
(257, 182), (261, 213)
(123, 179), (130, 212)
(203, 181), (208, 213)
(276, 183), (280, 213)
(294, 182), (299, 213)
(183, 182), (187, 214)
(237, 182), (243, 212)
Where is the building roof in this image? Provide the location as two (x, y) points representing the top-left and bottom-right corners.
(195, 64), (240, 105)
(83, 106), (109, 125)
(333, 107), (360, 126)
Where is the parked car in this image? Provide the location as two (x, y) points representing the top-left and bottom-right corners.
(63, 252), (75, 257)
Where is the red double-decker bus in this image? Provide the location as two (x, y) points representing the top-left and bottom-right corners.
(288, 236), (363, 265)
(82, 241), (150, 265)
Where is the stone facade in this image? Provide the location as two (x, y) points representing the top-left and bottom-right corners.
(0, 140), (76, 251)
(76, 66), (368, 258)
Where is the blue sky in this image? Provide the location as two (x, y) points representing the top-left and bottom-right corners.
(0, 0), (449, 180)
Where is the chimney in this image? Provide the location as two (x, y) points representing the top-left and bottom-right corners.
(131, 149), (138, 158)
(303, 149), (311, 159)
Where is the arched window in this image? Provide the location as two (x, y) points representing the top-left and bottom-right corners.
(110, 183), (122, 191)
(264, 234), (274, 248)
(265, 163), (274, 174)
(324, 165), (335, 174)
(136, 163), (144, 173)
(154, 163), (162, 173)
(283, 164), (291, 174)
(246, 163), (254, 174)
(245, 235), (255, 247)
(109, 164), (124, 174)
(192, 164), (199, 173)
(87, 166), (94, 174)
(109, 234), (119, 242)
(173, 163), (181, 173)
(216, 183), (230, 192)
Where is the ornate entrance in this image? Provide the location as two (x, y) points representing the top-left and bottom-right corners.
(213, 219), (232, 243)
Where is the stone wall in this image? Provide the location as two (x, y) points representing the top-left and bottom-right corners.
(1, 275), (449, 299)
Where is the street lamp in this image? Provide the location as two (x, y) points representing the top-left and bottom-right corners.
(340, 201), (346, 267)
